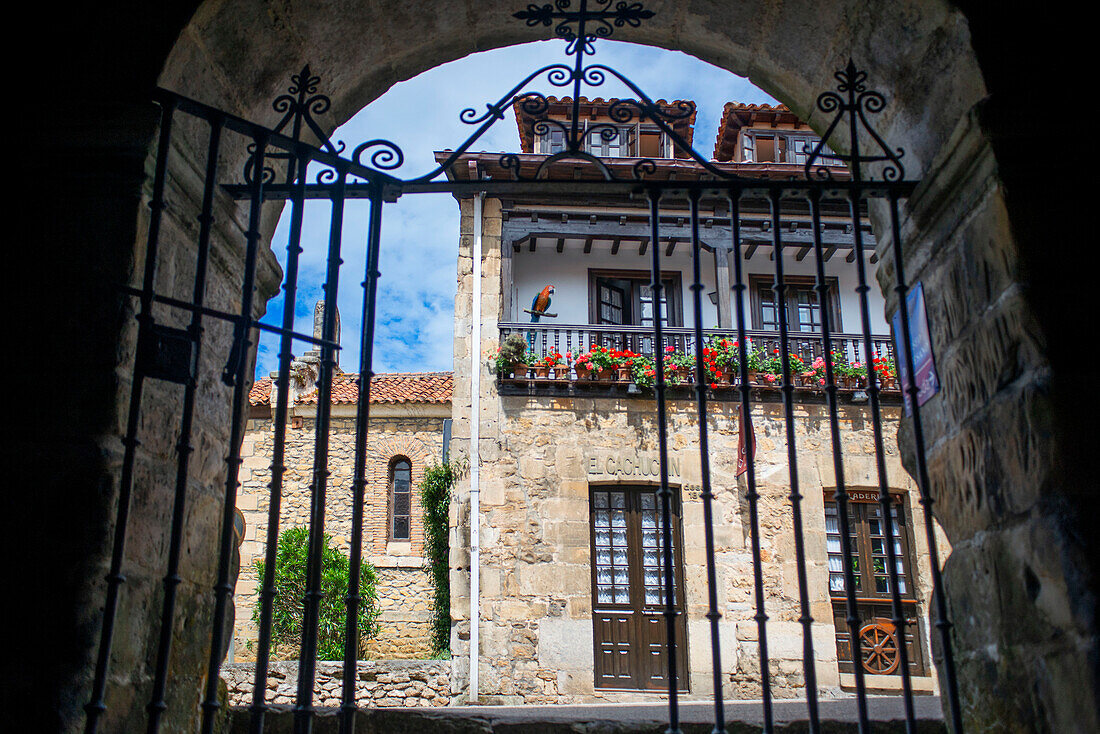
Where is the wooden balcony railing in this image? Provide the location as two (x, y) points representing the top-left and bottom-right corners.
(498, 322), (894, 374)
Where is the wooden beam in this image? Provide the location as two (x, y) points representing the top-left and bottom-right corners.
(530, 237), (537, 252)
(556, 237), (564, 253)
(870, 252), (879, 264)
(665, 238), (677, 257)
(583, 236), (593, 254)
(639, 239), (648, 256)
(745, 243), (758, 260)
(795, 246), (812, 262)
(714, 246), (732, 328)
(824, 245), (838, 261)
(846, 250), (856, 263)
(610, 237), (621, 255)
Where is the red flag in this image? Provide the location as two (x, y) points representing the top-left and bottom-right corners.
(736, 403), (756, 477)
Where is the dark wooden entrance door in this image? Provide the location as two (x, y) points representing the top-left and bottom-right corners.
(590, 487), (688, 691)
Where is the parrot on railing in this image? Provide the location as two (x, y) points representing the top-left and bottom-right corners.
(526, 284), (556, 322)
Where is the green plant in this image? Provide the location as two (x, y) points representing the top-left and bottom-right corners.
(420, 461), (462, 656)
(704, 336), (739, 374)
(663, 346), (695, 384)
(488, 333), (532, 375)
(252, 526), (381, 661)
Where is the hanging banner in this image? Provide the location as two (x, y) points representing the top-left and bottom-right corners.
(736, 403), (756, 476)
(892, 281), (940, 416)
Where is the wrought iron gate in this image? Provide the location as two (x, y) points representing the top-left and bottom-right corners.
(84, 2), (962, 733)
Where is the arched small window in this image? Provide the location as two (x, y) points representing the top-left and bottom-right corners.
(390, 458), (412, 541)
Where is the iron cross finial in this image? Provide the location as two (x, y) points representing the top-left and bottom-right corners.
(514, 0), (655, 56)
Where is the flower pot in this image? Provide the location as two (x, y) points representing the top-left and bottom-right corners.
(879, 376), (897, 391)
(531, 365), (551, 379)
(745, 369), (759, 384)
(615, 366), (632, 382)
(511, 363), (529, 379)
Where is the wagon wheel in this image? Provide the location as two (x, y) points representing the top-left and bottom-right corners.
(859, 619), (900, 675)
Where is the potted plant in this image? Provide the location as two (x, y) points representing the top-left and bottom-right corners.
(613, 349), (642, 382)
(574, 344), (617, 381)
(630, 354), (657, 389)
(489, 333), (533, 379)
(703, 336), (739, 386)
(532, 349), (565, 379)
(663, 346), (695, 385)
(744, 345), (766, 384)
(872, 354), (897, 390)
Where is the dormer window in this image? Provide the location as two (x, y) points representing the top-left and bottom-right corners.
(740, 130), (841, 166)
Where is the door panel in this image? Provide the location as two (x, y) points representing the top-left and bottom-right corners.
(591, 487), (688, 691)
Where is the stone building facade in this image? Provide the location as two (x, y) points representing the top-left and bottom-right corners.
(232, 370), (453, 661)
(443, 100), (950, 704)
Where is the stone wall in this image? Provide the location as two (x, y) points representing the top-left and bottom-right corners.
(233, 405), (447, 661)
(222, 660), (451, 708)
(453, 392), (944, 704)
(448, 196), (947, 704)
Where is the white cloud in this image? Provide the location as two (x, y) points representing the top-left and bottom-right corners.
(254, 40), (777, 378)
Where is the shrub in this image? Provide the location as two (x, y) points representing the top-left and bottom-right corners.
(420, 462), (461, 656)
(251, 526), (381, 661)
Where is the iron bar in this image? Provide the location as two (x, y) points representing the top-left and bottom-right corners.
(248, 148), (312, 734)
(146, 114), (224, 734)
(647, 188), (682, 734)
(294, 167), (349, 734)
(687, 190), (726, 734)
(84, 97), (176, 734)
(223, 179), (917, 201)
(117, 287), (340, 350)
(848, 189), (916, 731)
(727, 190), (774, 733)
(768, 188), (821, 733)
(151, 88), (402, 189)
(200, 132), (268, 734)
(339, 186), (385, 733)
(888, 193), (964, 733)
(811, 193), (870, 732)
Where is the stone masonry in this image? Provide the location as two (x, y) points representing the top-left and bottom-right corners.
(223, 660), (451, 708)
(233, 393), (450, 662)
(448, 196), (949, 704)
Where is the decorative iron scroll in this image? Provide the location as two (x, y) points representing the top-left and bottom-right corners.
(241, 5), (908, 187)
(804, 59), (906, 182)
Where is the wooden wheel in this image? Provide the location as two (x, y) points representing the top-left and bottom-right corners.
(859, 619), (900, 675)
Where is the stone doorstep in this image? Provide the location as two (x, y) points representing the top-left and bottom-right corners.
(228, 698), (946, 732)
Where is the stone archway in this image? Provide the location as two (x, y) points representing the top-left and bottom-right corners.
(21, 2), (1095, 733)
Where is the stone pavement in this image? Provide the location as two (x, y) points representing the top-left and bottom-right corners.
(231, 695), (945, 732)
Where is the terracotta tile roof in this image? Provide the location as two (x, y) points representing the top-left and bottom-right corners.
(249, 372), (453, 407)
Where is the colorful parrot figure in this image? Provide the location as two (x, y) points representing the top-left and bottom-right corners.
(530, 284), (555, 322)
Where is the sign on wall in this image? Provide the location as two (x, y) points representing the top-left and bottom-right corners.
(892, 281), (939, 416)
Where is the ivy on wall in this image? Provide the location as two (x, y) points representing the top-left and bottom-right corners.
(420, 462), (461, 656)
(251, 526), (382, 661)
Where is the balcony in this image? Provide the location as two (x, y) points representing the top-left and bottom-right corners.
(497, 322), (899, 402)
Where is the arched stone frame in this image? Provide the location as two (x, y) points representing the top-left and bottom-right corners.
(22, 2), (1096, 732)
(369, 436), (434, 557)
(386, 454), (414, 543)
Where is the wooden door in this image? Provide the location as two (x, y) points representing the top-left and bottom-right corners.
(591, 487), (688, 691)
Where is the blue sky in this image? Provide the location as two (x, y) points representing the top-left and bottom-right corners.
(253, 40), (777, 378)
